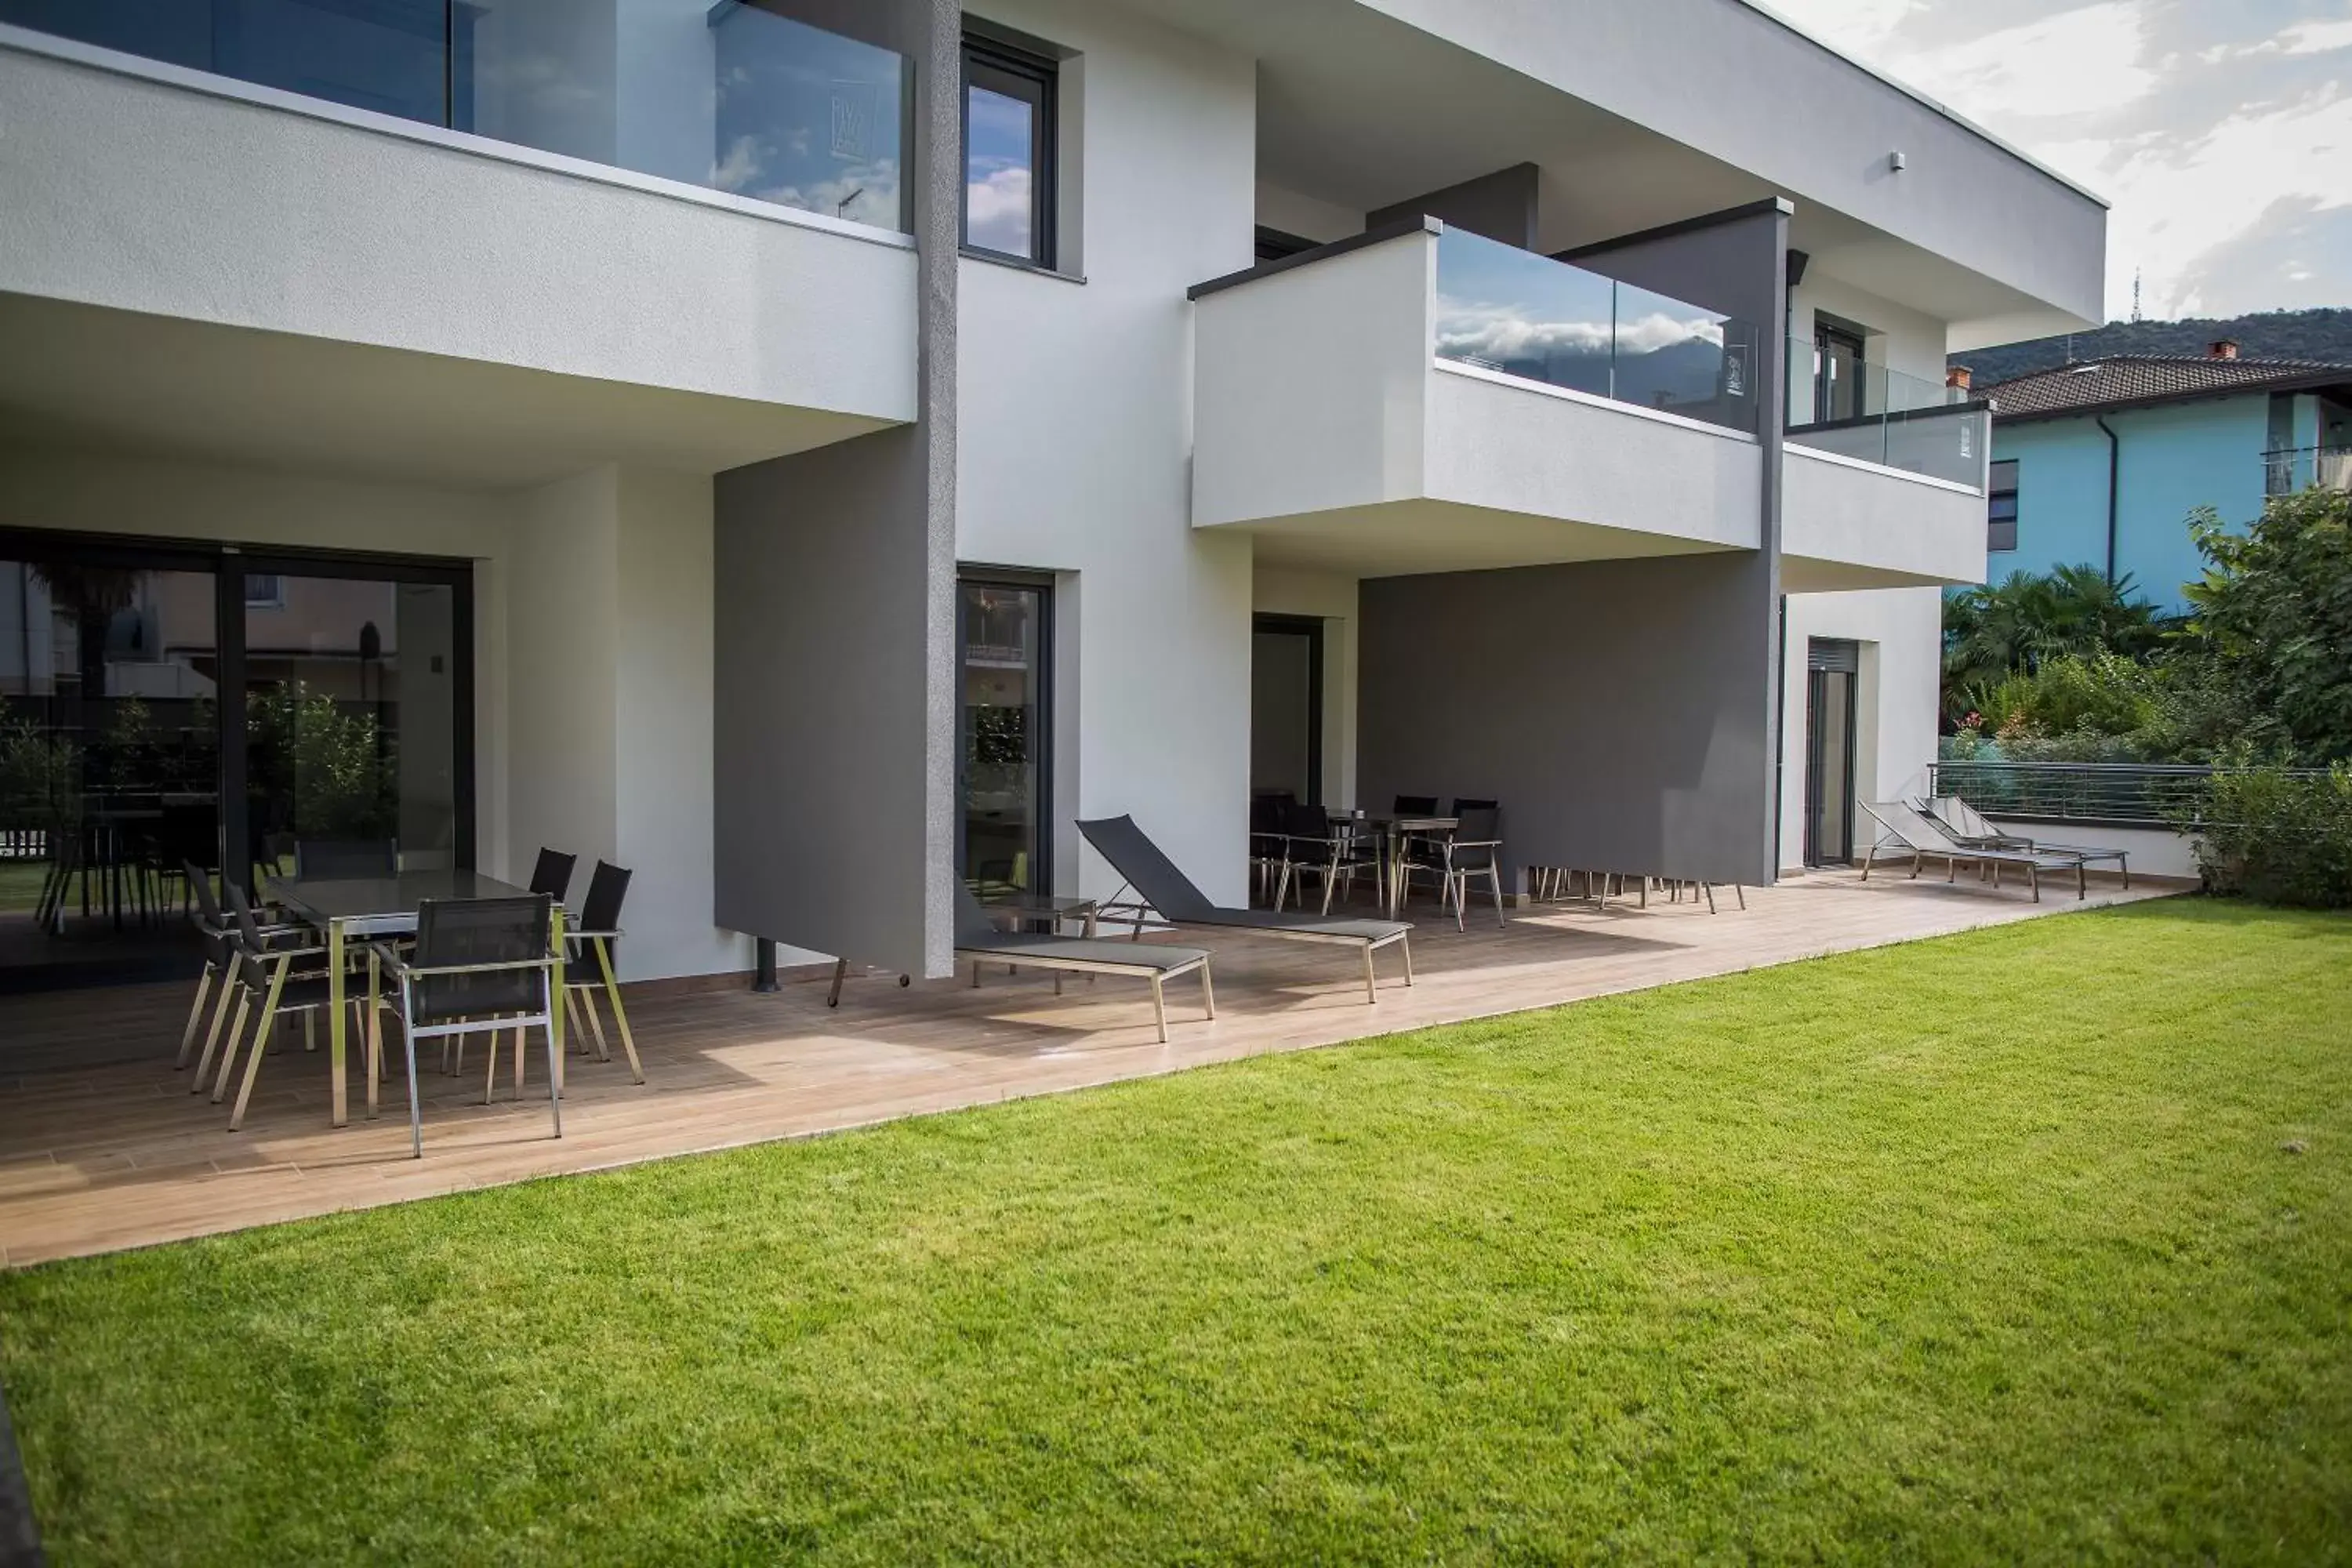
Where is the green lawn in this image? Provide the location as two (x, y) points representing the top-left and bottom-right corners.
(5, 899), (2350, 1565)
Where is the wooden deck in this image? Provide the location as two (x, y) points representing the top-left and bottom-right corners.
(0, 869), (2176, 1265)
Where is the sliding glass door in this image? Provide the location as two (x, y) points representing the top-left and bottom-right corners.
(957, 575), (1051, 896)
(0, 529), (470, 992)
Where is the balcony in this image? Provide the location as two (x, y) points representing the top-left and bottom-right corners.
(0, 5), (917, 482)
(1783, 351), (1992, 590)
(1189, 220), (1765, 578)
(2263, 446), (2352, 496)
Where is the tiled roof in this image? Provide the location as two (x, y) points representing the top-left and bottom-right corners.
(1979, 356), (2352, 419)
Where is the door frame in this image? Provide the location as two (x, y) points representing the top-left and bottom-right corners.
(1802, 638), (1860, 866)
(0, 525), (477, 892)
(1813, 321), (1867, 424)
(1250, 612), (1325, 808)
(955, 568), (1054, 895)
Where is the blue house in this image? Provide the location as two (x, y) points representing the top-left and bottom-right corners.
(1966, 342), (2352, 612)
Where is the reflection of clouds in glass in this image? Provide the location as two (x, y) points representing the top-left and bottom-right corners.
(964, 85), (1034, 256)
(710, 136), (901, 227)
(710, 5), (907, 230)
(966, 165), (1033, 255)
(967, 85), (1032, 154)
(1436, 298), (1726, 361)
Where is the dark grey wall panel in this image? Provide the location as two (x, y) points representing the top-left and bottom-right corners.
(712, 0), (958, 978)
(1552, 202), (1792, 873)
(1368, 162), (1539, 248)
(1359, 555), (1778, 886)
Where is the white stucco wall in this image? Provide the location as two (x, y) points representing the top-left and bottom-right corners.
(613, 466), (750, 980)
(1425, 365), (1762, 549)
(957, 0), (1260, 904)
(1778, 586), (1944, 873)
(1783, 445), (1989, 588)
(1252, 568), (1361, 810)
(1192, 230), (1434, 528)
(0, 32), (917, 423)
(1256, 180), (1363, 244)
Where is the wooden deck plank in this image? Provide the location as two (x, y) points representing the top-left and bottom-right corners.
(0, 870), (2176, 1265)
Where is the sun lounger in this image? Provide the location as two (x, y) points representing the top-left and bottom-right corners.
(1857, 800), (2091, 902)
(1077, 815), (1412, 1004)
(1915, 795), (2130, 887)
(949, 885), (1214, 1043)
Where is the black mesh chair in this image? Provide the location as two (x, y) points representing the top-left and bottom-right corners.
(212, 883), (371, 1129)
(373, 895), (558, 1159)
(294, 839), (398, 880)
(560, 861), (643, 1085)
(1248, 792), (1294, 904)
(1392, 795), (1439, 816)
(1274, 800), (1377, 915)
(176, 862), (238, 1074)
(528, 847), (578, 905)
(1436, 804), (1507, 931)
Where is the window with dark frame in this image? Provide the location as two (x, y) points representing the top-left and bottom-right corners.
(960, 32), (1056, 267)
(1987, 459), (2020, 553)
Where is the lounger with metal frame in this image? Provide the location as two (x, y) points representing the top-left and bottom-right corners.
(1077, 815), (1413, 1004)
(1857, 800), (2089, 902)
(1915, 795), (2131, 887)
(951, 885), (1214, 1043)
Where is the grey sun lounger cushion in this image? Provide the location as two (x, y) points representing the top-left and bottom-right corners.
(952, 885), (1213, 1043)
(1076, 815), (1410, 942)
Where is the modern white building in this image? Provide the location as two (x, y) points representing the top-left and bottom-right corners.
(0, 0), (2105, 991)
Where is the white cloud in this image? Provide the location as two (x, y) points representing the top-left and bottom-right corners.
(2280, 17), (2352, 54)
(1765, 0), (2352, 320)
(1871, 2), (2158, 122)
(965, 165), (1033, 255)
(2067, 85), (2352, 315)
(1435, 300), (1722, 361)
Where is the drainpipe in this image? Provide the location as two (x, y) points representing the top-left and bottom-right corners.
(2095, 415), (2122, 585)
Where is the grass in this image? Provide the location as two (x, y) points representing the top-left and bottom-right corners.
(4, 898), (2350, 1565)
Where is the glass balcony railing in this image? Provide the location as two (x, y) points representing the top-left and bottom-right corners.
(1786, 339), (1989, 488)
(2263, 445), (2352, 496)
(1433, 228), (1766, 437)
(0, 0), (912, 233)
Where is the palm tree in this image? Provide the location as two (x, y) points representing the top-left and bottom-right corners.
(1941, 564), (2172, 727)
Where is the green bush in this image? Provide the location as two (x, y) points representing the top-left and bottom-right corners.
(2186, 763), (2352, 908)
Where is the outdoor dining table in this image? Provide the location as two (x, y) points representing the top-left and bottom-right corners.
(1329, 812), (1458, 919)
(269, 870), (561, 1127)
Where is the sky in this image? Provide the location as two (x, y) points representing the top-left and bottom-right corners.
(1762, 0), (2352, 322)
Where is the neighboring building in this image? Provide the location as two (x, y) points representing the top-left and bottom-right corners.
(1969, 343), (2352, 610)
(0, 0), (2106, 991)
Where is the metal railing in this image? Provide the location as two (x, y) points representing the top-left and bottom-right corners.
(1929, 760), (2209, 830)
(1926, 759), (2330, 830)
(2262, 445), (2352, 496)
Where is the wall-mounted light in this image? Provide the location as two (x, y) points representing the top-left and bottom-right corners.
(1889, 151), (1907, 172)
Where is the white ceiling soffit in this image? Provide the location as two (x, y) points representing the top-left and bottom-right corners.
(0, 293), (895, 490)
(1116, 0), (2104, 332)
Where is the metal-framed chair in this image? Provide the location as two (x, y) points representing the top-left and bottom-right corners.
(372, 895), (560, 1159)
(187, 877), (326, 1094)
(528, 846), (579, 904)
(212, 883), (373, 1129)
(1436, 804), (1507, 931)
(175, 861), (237, 1073)
(560, 860), (643, 1085)
(294, 839), (397, 880)
(1273, 801), (1377, 915)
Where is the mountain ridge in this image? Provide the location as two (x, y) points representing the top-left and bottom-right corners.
(1950, 307), (2352, 387)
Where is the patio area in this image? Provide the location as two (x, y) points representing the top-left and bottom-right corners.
(0, 867), (2175, 1266)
